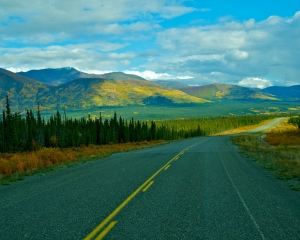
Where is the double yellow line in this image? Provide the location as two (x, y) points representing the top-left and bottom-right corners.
(84, 140), (205, 240)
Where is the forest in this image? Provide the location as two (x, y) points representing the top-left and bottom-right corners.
(288, 116), (300, 128)
(0, 95), (285, 153)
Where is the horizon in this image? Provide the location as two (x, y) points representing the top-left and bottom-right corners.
(5, 66), (299, 89)
(1, 1), (300, 88)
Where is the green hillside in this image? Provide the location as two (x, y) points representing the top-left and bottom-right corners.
(0, 68), (53, 111)
(1, 69), (210, 111)
(180, 83), (278, 101)
(4, 68), (287, 113)
(153, 80), (189, 89)
(39, 77), (209, 109)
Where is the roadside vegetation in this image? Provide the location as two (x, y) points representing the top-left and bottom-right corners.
(0, 140), (166, 185)
(0, 95), (285, 184)
(232, 116), (300, 191)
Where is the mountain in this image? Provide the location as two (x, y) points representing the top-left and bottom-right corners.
(38, 77), (209, 109)
(18, 68), (146, 86)
(7, 67), (297, 112)
(261, 85), (300, 100)
(13, 68), (209, 108)
(153, 80), (189, 89)
(99, 72), (146, 81)
(17, 67), (98, 86)
(0, 68), (52, 111)
(0, 68), (210, 110)
(180, 83), (278, 101)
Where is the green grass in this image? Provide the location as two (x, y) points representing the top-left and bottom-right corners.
(37, 100), (300, 121)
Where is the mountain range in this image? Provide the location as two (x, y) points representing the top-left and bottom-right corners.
(179, 84), (279, 101)
(261, 85), (300, 100)
(0, 68), (208, 111)
(0, 67), (299, 111)
(18, 67), (95, 86)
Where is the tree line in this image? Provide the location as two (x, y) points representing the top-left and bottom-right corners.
(288, 116), (300, 129)
(0, 95), (281, 153)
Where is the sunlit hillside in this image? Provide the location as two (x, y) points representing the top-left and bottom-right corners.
(180, 83), (278, 101)
(0, 68), (53, 111)
(39, 78), (209, 109)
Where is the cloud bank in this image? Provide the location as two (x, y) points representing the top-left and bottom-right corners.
(0, 0), (299, 88)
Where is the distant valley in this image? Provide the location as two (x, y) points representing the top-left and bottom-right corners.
(0, 67), (299, 115)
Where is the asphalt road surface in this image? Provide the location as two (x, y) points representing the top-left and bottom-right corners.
(248, 117), (284, 133)
(1, 119), (300, 239)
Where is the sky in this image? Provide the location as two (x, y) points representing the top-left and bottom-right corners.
(1, 0), (300, 88)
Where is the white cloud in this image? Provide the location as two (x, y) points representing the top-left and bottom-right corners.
(244, 18), (255, 28)
(264, 15), (282, 25)
(0, 0), (194, 43)
(160, 5), (196, 19)
(152, 11), (300, 86)
(0, 1), (299, 87)
(182, 54), (224, 62)
(76, 69), (111, 75)
(99, 22), (155, 35)
(157, 27), (247, 52)
(238, 77), (273, 89)
(124, 70), (194, 81)
(6, 67), (30, 73)
(177, 76), (194, 79)
(295, 11), (300, 18)
(224, 49), (249, 61)
(0, 44), (135, 72)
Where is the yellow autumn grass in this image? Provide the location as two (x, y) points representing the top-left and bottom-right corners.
(215, 119), (274, 135)
(0, 141), (166, 181)
(89, 80), (209, 106)
(264, 121), (300, 146)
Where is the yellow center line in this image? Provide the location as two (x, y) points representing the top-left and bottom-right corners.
(164, 165), (170, 170)
(84, 139), (207, 240)
(142, 181), (154, 192)
(95, 221), (117, 240)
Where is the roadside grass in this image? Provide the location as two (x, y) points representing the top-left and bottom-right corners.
(0, 140), (166, 185)
(215, 119), (274, 135)
(232, 120), (300, 191)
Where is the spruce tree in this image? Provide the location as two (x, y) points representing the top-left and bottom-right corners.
(3, 95), (17, 152)
(26, 110), (33, 151)
(2, 110), (6, 152)
(35, 103), (45, 149)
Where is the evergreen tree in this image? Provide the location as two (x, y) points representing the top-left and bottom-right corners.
(4, 95), (12, 151)
(0, 96), (282, 153)
(2, 110), (6, 152)
(35, 103), (45, 149)
(3, 95), (19, 152)
(56, 110), (65, 148)
(26, 110), (34, 151)
(150, 121), (156, 140)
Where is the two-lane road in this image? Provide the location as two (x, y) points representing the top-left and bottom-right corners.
(1, 122), (300, 239)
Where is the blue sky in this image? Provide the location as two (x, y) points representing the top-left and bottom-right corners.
(1, 0), (299, 88)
